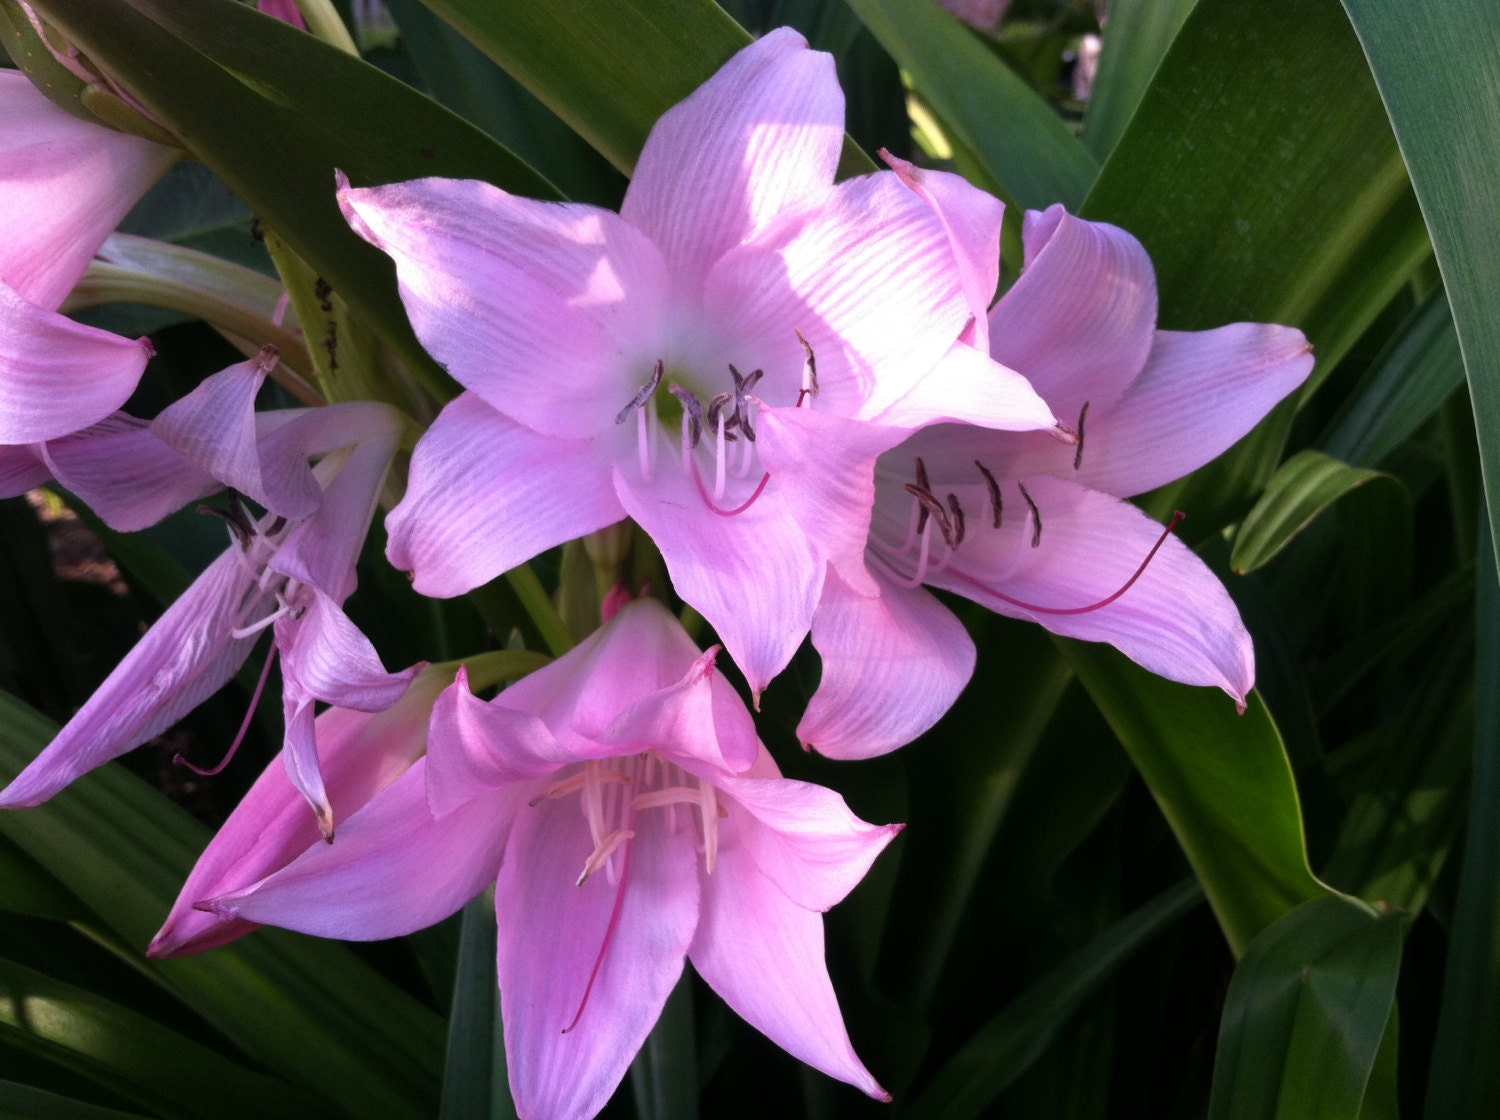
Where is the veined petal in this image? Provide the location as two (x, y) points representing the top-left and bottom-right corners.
(703, 171), (971, 422)
(868, 340), (1059, 433)
(339, 174), (670, 439)
(800, 566), (975, 759)
(925, 475), (1254, 703)
(620, 27), (843, 288)
(0, 548), (270, 808)
(276, 593), (419, 712)
(690, 823), (889, 1101)
(386, 394), (625, 598)
(988, 205), (1158, 422)
(39, 414), (216, 531)
(205, 760), (516, 940)
(497, 795), (700, 1120)
(426, 667), (571, 818)
(614, 464), (821, 697)
(1066, 323), (1315, 497)
(149, 668), (448, 957)
(0, 70), (177, 309)
(0, 282), (153, 444)
(0, 443), (48, 496)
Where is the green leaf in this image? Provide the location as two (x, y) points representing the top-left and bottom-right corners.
(1206, 896), (1403, 1120)
(0, 957), (311, 1119)
(0, 1080), (151, 1120)
(1337, 0), (1500, 579)
(0, 691), (445, 1120)
(1058, 642), (1334, 954)
(1080, 0), (1198, 161)
(843, 0), (1097, 210)
(1231, 451), (1407, 573)
(903, 878), (1202, 1120)
(440, 894), (514, 1120)
(30, 0), (557, 392)
(0, 834), (82, 921)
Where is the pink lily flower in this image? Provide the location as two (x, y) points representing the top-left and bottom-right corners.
(345, 28), (1058, 697)
(800, 205), (1316, 758)
(206, 598), (899, 1117)
(0, 69), (176, 443)
(0, 350), (418, 832)
(150, 664), (451, 957)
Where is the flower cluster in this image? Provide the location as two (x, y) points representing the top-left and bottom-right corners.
(0, 23), (1310, 1120)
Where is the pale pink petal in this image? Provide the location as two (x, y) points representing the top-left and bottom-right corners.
(0, 444), (48, 495)
(39, 414), (216, 531)
(497, 795), (700, 1120)
(702, 172), (971, 421)
(0, 70), (177, 308)
(1063, 324), (1315, 497)
(149, 668), (447, 957)
(152, 349), (322, 520)
(868, 340), (1059, 433)
(339, 174), (671, 439)
(924, 475), (1254, 703)
(426, 667), (572, 818)
(800, 566), (975, 759)
(278, 696), (334, 842)
(206, 760), (517, 940)
(386, 394), (625, 597)
(598, 646), (761, 773)
(620, 27), (843, 287)
(690, 825), (889, 1100)
(988, 205), (1158, 423)
(614, 464), (821, 697)
(276, 593), (419, 712)
(883, 153), (1004, 351)
(0, 548), (270, 808)
(0, 282), (153, 443)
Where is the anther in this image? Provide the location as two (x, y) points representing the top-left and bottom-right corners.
(795, 329), (819, 403)
(975, 460), (1003, 529)
(669, 385), (704, 448)
(947, 494), (966, 547)
(1073, 401), (1090, 471)
(1018, 482), (1042, 548)
(706, 392), (735, 440)
(912, 458), (933, 536)
(904, 484), (956, 548)
(614, 360), (664, 425)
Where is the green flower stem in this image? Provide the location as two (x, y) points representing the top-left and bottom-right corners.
(505, 564), (574, 658)
(288, 0), (358, 55)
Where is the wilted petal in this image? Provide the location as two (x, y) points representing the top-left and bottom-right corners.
(207, 760), (517, 940)
(497, 793), (700, 1120)
(339, 173), (671, 439)
(800, 566), (975, 759)
(691, 820), (890, 1101)
(386, 394), (625, 597)
(0, 283), (153, 443)
(620, 27), (843, 288)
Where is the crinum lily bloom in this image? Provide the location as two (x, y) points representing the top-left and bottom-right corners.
(347, 28), (1057, 697)
(0, 68), (177, 443)
(0, 349), (418, 834)
(205, 597), (899, 1118)
(800, 204), (1315, 758)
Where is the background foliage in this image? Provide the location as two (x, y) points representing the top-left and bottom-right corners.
(1, 0), (1495, 1116)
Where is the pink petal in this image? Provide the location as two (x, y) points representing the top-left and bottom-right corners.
(386, 393), (625, 597)
(868, 340), (1059, 433)
(276, 593), (419, 713)
(426, 667), (572, 818)
(39, 414), (216, 531)
(206, 759), (517, 940)
(799, 566), (975, 759)
(988, 205), (1158, 423)
(924, 474), (1254, 702)
(0, 282), (153, 443)
(497, 795), (700, 1120)
(0, 443), (48, 495)
(0, 70), (177, 309)
(690, 819), (889, 1100)
(702, 171), (971, 422)
(882, 152), (1004, 351)
(0, 548), (270, 808)
(614, 464), (821, 697)
(150, 668), (448, 957)
(339, 174), (671, 439)
(1064, 323), (1315, 497)
(620, 28), (843, 287)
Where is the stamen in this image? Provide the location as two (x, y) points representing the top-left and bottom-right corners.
(1073, 401), (1090, 471)
(1018, 482), (1043, 548)
(714, 411), (728, 500)
(174, 642), (277, 776)
(947, 493), (966, 547)
(904, 483), (956, 548)
(636, 403), (653, 483)
(976, 460), (1003, 529)
(576, 828), (635, 885)
(229, 600), (296, 640)
(914, 458), (933, 536)
(669, 385), (703, 449)
(795, 329), (819, 402)
(614, 360), (664, 425)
